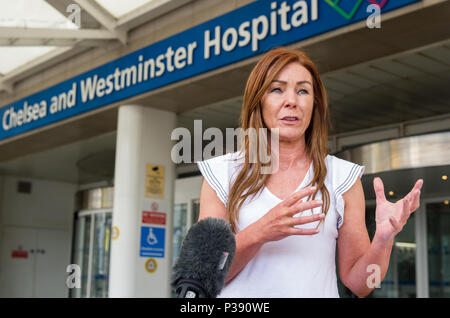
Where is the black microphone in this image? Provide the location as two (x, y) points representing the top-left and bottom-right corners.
(171, 217), (236, 298)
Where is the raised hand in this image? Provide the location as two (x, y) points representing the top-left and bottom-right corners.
(373, 177), (423, 242)
(255, 186), (324, 243)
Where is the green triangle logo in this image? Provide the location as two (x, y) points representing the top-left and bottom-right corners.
(323, 0), (364, 20)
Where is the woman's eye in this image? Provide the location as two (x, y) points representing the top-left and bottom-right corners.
(270, 87), (282, 93)
(298, 89), (308, 95)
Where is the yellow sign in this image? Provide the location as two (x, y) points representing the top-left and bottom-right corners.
(145, 164), (165, 199)
(112, 226), (120, 240)
(145, 258), (158, 273)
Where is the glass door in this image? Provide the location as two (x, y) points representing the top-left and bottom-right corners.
(426, 201), (450, 297)
(192, 199), (200, 225)
(70, 209), (112, 298)
(338, 204), (417, 298)
(172, 203), (187, 266)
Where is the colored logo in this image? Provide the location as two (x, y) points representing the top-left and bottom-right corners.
(112, 226), (120, 240)
(140, 226), (165, 258)
(323, 0), (364, 20)
(367, 0), (388, 9)
(145, 258), (158, 273)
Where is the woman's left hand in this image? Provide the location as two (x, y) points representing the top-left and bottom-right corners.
(373, 177), (423, 242)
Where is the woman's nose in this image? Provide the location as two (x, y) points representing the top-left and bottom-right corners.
(284, 90), (297, 108)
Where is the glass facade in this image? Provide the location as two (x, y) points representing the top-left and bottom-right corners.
(172, 203), (187, 266)
(70, 210), (112, 298)
(427, 202), (450, 297)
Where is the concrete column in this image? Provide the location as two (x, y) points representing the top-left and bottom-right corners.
(109, 105), (176, 297)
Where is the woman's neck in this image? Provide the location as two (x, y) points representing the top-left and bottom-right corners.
(272, 138), (309, 171)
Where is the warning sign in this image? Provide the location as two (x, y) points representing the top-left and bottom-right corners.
(11, 245), (28, 259)
(142, 211), (166, 225)
(140, 226), (165, 258)
(145, 258), (158, 273)
(145, 164), (165, 199)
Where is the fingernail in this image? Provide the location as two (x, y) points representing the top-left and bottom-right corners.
(319, 213), (325, 218)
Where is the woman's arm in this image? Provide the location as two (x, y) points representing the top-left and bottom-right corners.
(337, 177), (422, 297)
(198, 179), (324, 283)
(198, 179), (264, 283)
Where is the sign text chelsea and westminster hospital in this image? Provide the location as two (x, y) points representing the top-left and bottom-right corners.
(0, 0), (421, 141)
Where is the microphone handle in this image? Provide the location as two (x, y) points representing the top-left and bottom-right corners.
(175, 278), (208, 298)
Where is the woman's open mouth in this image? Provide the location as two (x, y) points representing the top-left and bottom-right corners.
(280, 116), (299, 123)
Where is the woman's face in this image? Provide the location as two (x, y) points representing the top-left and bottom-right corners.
(261, 62), (314, 143)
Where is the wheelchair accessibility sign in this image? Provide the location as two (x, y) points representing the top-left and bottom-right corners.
(140, 226), (165, 258)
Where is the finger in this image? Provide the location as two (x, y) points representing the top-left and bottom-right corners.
(405, 179), (423, 201)
(373, 177), (386, 205)
(409, 189), (421, 212)
(287, 199), (323, 216)
(413, 179), (424, 191)
(283, 186), (317, 207)
(401, 197), (410, 222)
(287, 227), (320, 236)
(290, 212), (325, 226)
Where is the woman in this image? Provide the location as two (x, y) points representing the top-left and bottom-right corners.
(196, 47), (422, 297)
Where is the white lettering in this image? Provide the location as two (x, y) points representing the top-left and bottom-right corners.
(291, 1), (308, 27)
(96, 77), (106, 97)
(2, 108), (10, 130)
(238, 21), (251, 47)
(2, 101), (47, 131)
(80, 75), (98, 102)
(105, 74), (114, 95)
(278, 1), (291, 31)
(174, 46), (187, 69)
(252, 15), (269, 51)
(121, 65), (137, 88)
(187, 41), (197, 65)
(270, 2), (278, 35)
(222, 27), (238, 52)
(138, 55), (143, 83)
(311, 0), (318, 21)
(144, 58), (155, 80)
(204, 26), (221, 59)
(67, 83), (76, 107)
(165, 46), (175, 72)
(155, 54), (165, 77)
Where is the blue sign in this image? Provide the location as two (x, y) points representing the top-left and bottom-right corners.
(140, 226), (165, 258)
(0, 0), (421, 141)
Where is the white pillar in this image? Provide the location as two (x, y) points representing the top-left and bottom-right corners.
(109, 105), (176, 297)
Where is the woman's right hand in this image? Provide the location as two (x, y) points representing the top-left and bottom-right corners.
(254, 186), (325, 244)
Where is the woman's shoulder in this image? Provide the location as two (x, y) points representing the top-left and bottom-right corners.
(324, 154), (365, 192)
(325, 154), (360, 169)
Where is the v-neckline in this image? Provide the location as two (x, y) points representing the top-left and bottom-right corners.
(263, 161), (313, 202)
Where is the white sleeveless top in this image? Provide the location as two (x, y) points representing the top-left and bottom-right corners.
(197, 152), (365, 298)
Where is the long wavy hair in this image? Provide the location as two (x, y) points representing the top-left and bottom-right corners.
(227, 47), (331, 233)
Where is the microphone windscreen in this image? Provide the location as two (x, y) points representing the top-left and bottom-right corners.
(171, 217), (236, 297)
